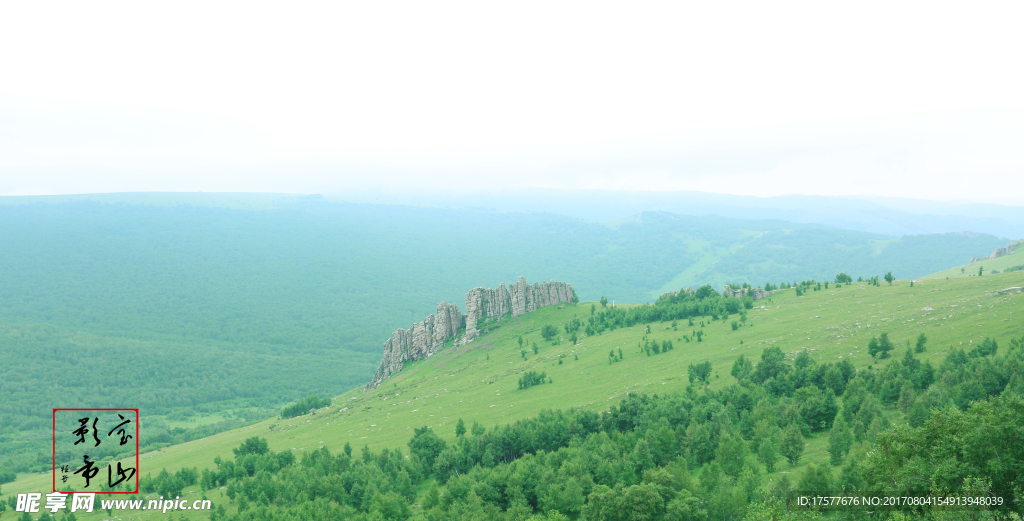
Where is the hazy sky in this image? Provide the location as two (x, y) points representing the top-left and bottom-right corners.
(2, 1), (1022, 203)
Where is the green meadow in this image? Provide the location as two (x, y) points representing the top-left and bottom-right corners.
(922, 250), (1023, 280)
(4, 269), (1022, 519)
(0, 199), (1005, 477)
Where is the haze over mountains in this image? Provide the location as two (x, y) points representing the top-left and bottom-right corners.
(8, 189), (1024, 238)
(0, 193), (1010, 361)
(4, 4), (1023, 516)
(344, 189), (1024, 239)
(0, 192), (1013, 473)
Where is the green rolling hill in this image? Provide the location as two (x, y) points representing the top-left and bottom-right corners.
(0, 196), (1009, 476)
(923, 247), (1023, 280)
(4, 270), (1022, 519)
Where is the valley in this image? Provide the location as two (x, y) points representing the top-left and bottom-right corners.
(4, 268), (1021, 519)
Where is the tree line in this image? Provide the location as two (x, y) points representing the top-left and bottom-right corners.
(155, 329), (1024, 521)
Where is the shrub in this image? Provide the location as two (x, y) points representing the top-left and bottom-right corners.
(541, 324), (559, 340)
(281, 395), (332, 419)
(518, 371), (547, 390)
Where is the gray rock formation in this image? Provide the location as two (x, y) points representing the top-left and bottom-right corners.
(659, 287), (696, 300)
(365, 277), (576, 389)
(722, 285), (775, 300)
(465, 276), (576, 338)
(661, 285), (776, 301)
(970, 238), (1023, 264)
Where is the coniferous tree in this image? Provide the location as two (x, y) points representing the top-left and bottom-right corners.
(868, 333), (894, 359)
(780, 423), (805, 466)
(751, 347), (789, 383)
(878, 332), (893, 358)
(838, 457), (866, 492)
(731, 354), (753, 381)
(828, 416), (852, 465)
(797, 462), (833, 494)
(907, 400), (930, 428)
(897, 382), (915, 411)
(471, 421), (485, 436)
(757, 430), (780, 472)
(541, 324), (558, 340)
(408, 427), (446, 469)
(715, 431), (748, 479)
(688, 361), (712, 383)
(422, 481), (440, 509)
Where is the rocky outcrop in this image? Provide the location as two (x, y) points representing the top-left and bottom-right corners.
(722, 285), (774, 300)
(465, 277), (576, 338)
(660, 288), (695, 300)
(661, 285), (775, 301)
(365, 277), (576, 389)
(970, 238), (1023, 264)
(366, 300), (464, 390)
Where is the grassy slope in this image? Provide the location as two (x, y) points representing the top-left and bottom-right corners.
(922, 250), (1023, 279)
(5, 271), (1023, 519)
(2, 200), (1005, 483)
(686, 228), (1007, 292)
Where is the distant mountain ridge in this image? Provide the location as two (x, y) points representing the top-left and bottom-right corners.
(0, 194), (1012, 476)
(340, 189), (1024, 239)
(0, 196), (1006, 398)
(5, 191), (1022, 238)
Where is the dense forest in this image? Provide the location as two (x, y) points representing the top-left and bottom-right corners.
(0, 323), (368, 473)
(0, 199), (1006, 476)
(141, 328), (1024, 520)
(0, 201), (1004, 349)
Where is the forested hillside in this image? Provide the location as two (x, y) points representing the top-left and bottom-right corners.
(0, 197), (1007, 476)
(0, 198), (1005, 348)
(4, 265), (1023, 519)
(136, 285), (1024, 520)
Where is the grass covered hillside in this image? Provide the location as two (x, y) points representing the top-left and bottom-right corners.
(5, 270), (1022, 519)
(923, 250), (1023, 280)
(0, 197), (1005, 475)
